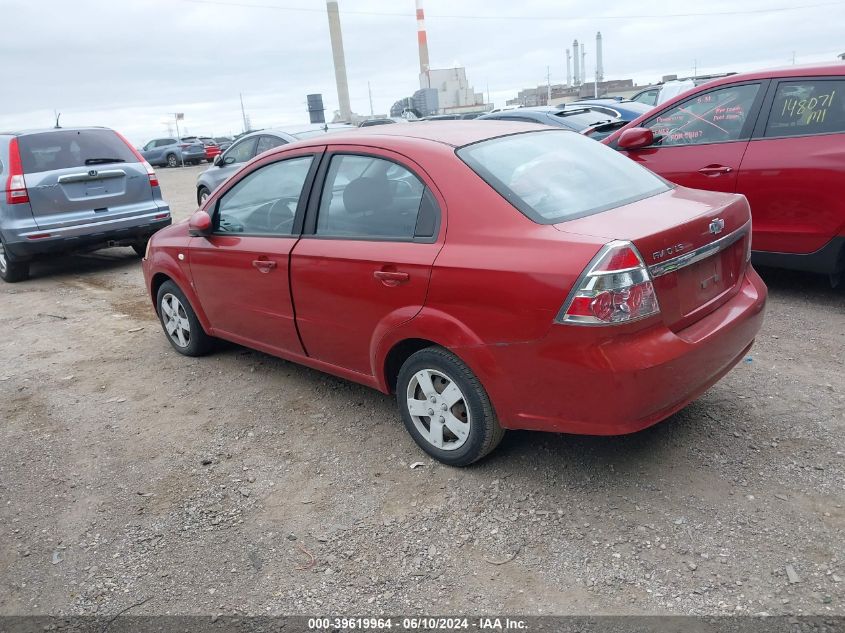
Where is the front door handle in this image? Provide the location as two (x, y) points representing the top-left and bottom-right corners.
(698, 164), (733, 176)
(373, 270), (410, 286)
(252, 259), (277, 273)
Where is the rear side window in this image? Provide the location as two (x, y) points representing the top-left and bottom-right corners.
(316, 154), (431, 240)
(17, 129), (138, 173)
(645, 83), (760, 146)
(765, 79), (845, 137)
(458, 130), (669, 224)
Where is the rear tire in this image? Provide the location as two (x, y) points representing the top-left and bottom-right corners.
(0, 241), (30, 283)
(166, 154), (178, 168)
(396, 347), (504, 466)
(155, 280), (213, 356)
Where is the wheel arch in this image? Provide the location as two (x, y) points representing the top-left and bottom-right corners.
(146, 255), (213, 333)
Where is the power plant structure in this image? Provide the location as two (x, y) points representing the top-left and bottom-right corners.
(416, 0), (430, 80)
(572, 39), (580, 86)
(596, 31), (604, 82)
(326, 1), (352, 122)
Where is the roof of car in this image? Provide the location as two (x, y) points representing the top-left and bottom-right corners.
(692, 61), (845, 87)
(0, 126), (111, 137)
(286, 120), (553, 149)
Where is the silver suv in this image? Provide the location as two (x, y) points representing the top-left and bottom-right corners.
(0, 127), (171, 282)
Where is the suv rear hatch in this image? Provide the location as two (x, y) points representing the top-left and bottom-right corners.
(18, 129), (154, 230)
(555, 186), (751, 332)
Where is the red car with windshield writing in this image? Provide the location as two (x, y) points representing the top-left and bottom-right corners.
(603, 63), (845, 282)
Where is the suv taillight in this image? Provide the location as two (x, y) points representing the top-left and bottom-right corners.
(556, 240), (660, 325)
(113, 130), (158, 188)
(5, 137), (29, 204)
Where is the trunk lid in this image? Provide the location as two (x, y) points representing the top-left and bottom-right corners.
(555, 186), (751, 331)
(18, 129), (154, 230)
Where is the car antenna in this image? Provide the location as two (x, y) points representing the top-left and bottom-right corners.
(54, 111), (62, 129)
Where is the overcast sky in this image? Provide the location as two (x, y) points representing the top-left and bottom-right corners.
(2, 0), (843, 144)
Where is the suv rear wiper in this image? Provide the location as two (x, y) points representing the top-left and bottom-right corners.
(84, 158), (126, 165)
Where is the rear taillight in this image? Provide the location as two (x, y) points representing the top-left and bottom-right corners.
(179, 143), (190, 149)
(5, 138), (29, 204)
(113, 130), (158, 188)
(557, 240), (660, 326)
(143, 161), (159, 188)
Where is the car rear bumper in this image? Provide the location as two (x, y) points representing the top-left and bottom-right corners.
(464, 267), (767, 435)
(752, 236), (845, 275)
(3, 210), (171, 260)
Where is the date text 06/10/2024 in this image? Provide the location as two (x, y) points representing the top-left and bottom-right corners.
(307, 617), (529, 630)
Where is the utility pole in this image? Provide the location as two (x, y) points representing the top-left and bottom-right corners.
(693, 59), (698, 79)
(368, 82), (374, 117)
(546, 66), (552, 104)
(792, 51), (797, 65)
(240, 93), (248, 133)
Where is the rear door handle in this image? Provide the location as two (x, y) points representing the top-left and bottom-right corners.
(373, 270), (410, 286)
(252, 259), (277, 273)
(698, 164), (733, 176)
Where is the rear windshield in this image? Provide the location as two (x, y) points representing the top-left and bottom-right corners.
(18, 129), (137, 173)
(457, 130), (669, 224)
(551, 110), (617, 130)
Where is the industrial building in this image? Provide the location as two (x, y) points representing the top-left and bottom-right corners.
(507, 32), (657, 106)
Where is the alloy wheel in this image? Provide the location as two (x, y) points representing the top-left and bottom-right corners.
(160, 293), (191, 348)
(0, 242), (7, 276)
(406, 369), (471, 451)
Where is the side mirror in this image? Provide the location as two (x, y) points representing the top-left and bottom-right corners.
(188, 210), (212, 237)
(213, 154), (224, 167)
(617, 127), (654, 150)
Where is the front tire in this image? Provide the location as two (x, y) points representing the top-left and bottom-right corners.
(197, 186), (211, 206)
(156, 280), (213, 356)
(0, 241), (30, 283)
(396, 347), (504, 466)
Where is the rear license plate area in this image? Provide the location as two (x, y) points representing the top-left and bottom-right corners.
(678, 253), (730, 315)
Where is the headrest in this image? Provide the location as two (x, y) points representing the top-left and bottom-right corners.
(342, 177), (392, 215)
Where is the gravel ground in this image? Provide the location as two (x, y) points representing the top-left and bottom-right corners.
(0, 164), (843, 617)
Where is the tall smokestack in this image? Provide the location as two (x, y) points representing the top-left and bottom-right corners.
(581, 45), (587, 84)
(573, 39), (580, 86)
(416, 0), (430, 85)
(596, 31), (604, 82)
(566, 49), (572, 86)
(326, 1), (352, 122)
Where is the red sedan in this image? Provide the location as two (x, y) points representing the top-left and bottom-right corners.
(142, 123), (766, 465)
(602, 63), (845, 283)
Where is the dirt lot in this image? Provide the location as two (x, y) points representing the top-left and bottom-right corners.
(1, 164), (843, 617)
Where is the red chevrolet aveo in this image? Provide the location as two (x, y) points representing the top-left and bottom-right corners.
(142, 123), (766, 465)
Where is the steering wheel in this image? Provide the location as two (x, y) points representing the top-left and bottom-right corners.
(263, 197), (298, 232)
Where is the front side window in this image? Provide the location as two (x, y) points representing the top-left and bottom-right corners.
(458, 130), (669, 224)
(646, 83), (760, 146)
(316, 154), (429, 240)
(765, 79), (845, 137)
(215, 156), (313, 236)
(256, 135), (287, 154)
(224, 137), (258, 164)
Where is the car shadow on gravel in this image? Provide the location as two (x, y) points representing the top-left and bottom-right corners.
(756, 266), (844, 305)
(26, 247), (141, 282)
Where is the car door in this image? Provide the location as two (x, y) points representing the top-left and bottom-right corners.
(188, 147), (322, 356)
(290, 148), (444, 376)
(615, 82), (766, 193)
(737, 76), (845, 255)
(140, 140), (157, 162)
